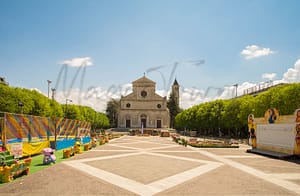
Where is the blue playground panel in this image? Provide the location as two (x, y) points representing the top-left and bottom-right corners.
(50, 136), (91, 150)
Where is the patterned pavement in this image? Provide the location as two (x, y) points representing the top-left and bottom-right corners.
(63, 136), (300, 195)
(1, 135), (300, 195)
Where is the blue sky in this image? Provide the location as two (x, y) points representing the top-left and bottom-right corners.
(1, 0), (300, 111)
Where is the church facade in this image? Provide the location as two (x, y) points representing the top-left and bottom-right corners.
(118, 76), (179, 129)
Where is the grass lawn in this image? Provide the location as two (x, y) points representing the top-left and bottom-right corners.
(0, 137), (117, 185)
(29, 149), (65, 174)
(0, 146), (88, 186)
(29, 144), (89, 174)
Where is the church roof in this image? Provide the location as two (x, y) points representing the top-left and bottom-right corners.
(173, 78), (179, 86)
(132, 75), (156, 85)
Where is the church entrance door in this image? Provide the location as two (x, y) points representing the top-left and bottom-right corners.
(157, 120), (162, 128)
(126, 120), (131, 128)
(141, 118), (146, 128)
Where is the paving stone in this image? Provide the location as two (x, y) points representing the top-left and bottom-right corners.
(0, 135), (300, 195)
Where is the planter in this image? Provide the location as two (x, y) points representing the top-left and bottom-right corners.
(160, 131), (170, 137)
(84, 144), (90, 151)
(189, 143), (239, 148)
(91, 140), (97, 148)
(24, 158), (32, 166)
(63, 149), (71, 159)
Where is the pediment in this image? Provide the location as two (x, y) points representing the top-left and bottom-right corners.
(132, 76), (155, 85)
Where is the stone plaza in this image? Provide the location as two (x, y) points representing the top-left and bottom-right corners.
(0, 135), (300, 195)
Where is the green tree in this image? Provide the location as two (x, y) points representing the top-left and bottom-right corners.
(62, 104), (82, 120)
(0, 84), (109, 130)
(0, 85), (19, 112)
(175, 83), (300, 138)
(167, 92), (181, 128)
(94, 112), (110, 129)
(30, 90), (51, 116)
(105, 99), (119, 127)
(49, 100), (64, 118)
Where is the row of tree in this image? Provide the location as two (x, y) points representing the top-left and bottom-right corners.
(0, 84), (110, 129)
(175, 83), (300, 138)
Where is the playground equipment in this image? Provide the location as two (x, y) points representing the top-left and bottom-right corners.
(0, 112), (91, 157)
(74, 141), (82, 154)
(42, 148), (56, 165)
(0, 151), (32, 183)
(248, 108), (300, 157)
(91, 137), (97, 148)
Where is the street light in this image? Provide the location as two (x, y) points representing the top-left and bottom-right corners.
(51, 88), (56, 101)
(65, 99), (72, 118)
(51, 89), (57, 150)
(47, 80), (52, 99)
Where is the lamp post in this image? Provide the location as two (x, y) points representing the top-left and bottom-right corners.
(65, 99), (72, 118)
(47, 80), (52, 99)
(50, 88), (57, 148)
(51, 88), (56, 101)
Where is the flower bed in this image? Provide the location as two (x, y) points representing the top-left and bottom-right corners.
(137, 133), (150, 136)
(171, 133), (239, 148)
(188, 143), (239, 148)
(171, 134), (188, 147)
(160, 131), (170, 137)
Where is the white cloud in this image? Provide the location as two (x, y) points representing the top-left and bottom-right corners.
(61, 57), (93, 67)
(262, 73), (277, 81)
(180, 87), (206, 108)
(241, 45), (274, 60)
(30, 88), (43, 94)
(217, 82), (256, 100)
(175, 59), (299, 108)
(53, 84), (132, 112)
(43, 58), (300, 112)
(51, 85), (209, 111)
(49, 82), (262, 111)
(282, 59), (300, 83)
(179, 82), (259, 108)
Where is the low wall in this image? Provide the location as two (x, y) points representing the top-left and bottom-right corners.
(249, 108), (300, 155)
(257, 124), (296, 154)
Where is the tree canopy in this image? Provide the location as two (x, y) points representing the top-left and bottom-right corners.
(175, 83), (300, 138)
(0, 84), (109, 129)
(167, 92), (181, 128)
(105, 98), (119, 128)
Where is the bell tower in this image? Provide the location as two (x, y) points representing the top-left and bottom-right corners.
(172, 78), (179, 105)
